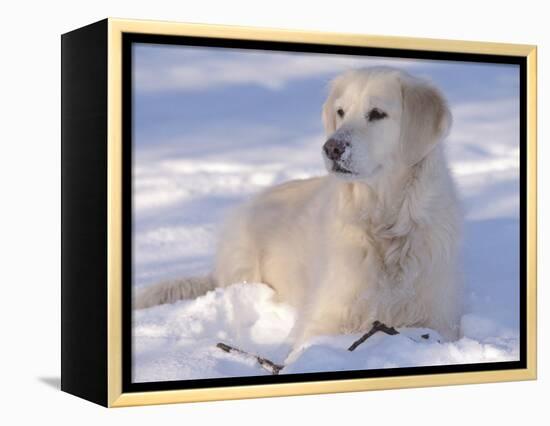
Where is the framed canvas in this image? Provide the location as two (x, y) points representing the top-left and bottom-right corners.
(61, 18), (537, 407)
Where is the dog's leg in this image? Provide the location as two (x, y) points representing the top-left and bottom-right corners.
(285, 304), (344, 363)
(134, 275), (217, 309)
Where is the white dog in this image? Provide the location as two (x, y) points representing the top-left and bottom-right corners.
(136, 67), (463, 345)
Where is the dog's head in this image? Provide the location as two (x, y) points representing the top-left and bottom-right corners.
(321, 67), (451, 181)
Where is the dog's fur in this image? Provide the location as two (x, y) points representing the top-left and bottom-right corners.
(135, 67), (463, 345)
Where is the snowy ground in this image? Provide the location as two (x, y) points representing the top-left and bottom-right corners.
(132, 46), (520, 383)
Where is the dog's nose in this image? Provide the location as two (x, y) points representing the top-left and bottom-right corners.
(323, 138), (347, 161)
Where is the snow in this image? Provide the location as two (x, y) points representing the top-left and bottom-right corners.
(132, 46), (521, 382)
(133, 283), (518, 382)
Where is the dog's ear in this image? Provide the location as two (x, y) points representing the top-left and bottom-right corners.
(400, 78), (452, 165)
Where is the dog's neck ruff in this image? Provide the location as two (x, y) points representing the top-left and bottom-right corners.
(333, 149), (437, 241)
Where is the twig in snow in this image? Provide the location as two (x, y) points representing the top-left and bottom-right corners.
(347, 321), (399, 351)
(216, 342), (285, 375)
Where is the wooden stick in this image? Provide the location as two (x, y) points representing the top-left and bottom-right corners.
(347, 321), (399, 351)
(216, 342), (285, 375)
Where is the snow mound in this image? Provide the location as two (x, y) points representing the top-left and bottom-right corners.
(133, 283), (518, 382)
(133, 283), (295, 382)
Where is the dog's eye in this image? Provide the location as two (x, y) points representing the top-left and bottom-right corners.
(367, 108), (388, 121)
(336, 108), (345, 118)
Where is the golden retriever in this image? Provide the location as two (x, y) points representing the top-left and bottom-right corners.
(135, 67), (463, 345)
